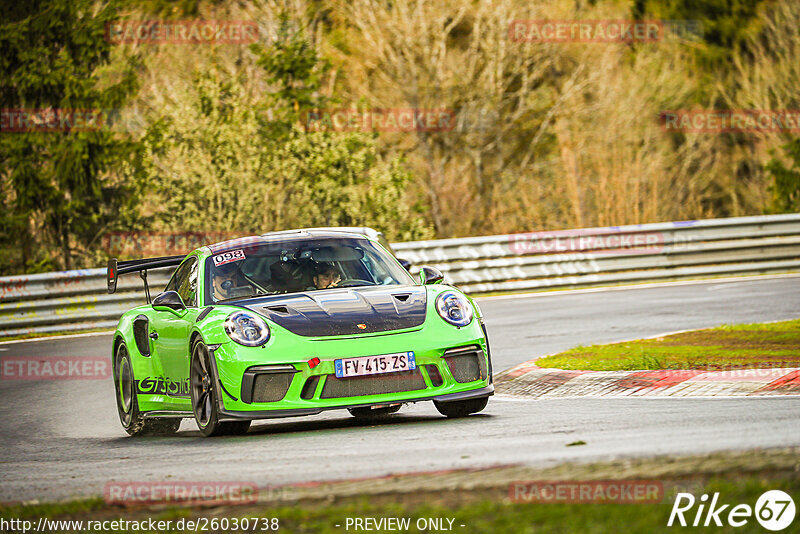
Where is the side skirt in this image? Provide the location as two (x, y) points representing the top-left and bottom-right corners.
(143, 410), (193, 419)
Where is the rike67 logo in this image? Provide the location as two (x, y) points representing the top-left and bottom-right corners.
(668, 490), (795, 531)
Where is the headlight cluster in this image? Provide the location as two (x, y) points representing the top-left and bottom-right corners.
(224, 311), (270, 346)
(435, 291), (474, 327)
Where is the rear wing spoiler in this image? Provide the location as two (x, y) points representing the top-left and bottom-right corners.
(107, 255), (185, 302)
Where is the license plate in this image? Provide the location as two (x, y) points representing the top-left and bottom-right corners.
(334, 351), (416, 378)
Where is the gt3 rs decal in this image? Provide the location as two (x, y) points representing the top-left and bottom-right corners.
(135, 377), (190, 397)
(213, 249), (245, 266)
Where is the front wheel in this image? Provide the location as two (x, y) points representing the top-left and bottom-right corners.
(433, 396), (488, 418)
(190, 341), (251, 437)
(114, 342), (180, 436)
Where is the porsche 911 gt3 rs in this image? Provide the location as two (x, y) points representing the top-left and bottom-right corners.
(108, 228), (493, 437)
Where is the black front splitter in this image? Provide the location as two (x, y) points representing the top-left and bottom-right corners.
(218, 385), (495, 421)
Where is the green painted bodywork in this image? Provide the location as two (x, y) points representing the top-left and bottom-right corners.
(112, 242), (491, 419)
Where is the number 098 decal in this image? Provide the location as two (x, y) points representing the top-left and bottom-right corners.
(213, 249), (246, 266)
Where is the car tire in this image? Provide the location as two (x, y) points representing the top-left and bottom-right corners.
(348, 404), (402, 419)
(433, 396), (488, 418)
(191, 340), (252, 437)
(114, 341), (181, 436)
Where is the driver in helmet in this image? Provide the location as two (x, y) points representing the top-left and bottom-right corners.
(311, 262), (341, 289)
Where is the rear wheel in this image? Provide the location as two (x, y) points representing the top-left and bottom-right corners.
(348, 404), (402, 419)
(114, 342), (181, 436)
(433, 396), (488, 418)
(191, 341), (251, 437)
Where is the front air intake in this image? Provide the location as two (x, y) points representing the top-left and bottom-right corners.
(252, 373), (293, 402)
(300, 376), (321, 400)
(241, 365), (298, 403)
(424, 365), (444, 387)
(320, 369), (427, 399)
(442, 345), (487, 383)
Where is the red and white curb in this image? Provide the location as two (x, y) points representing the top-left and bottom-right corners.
(495, 363), (800, 399)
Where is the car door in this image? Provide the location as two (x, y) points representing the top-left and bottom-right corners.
(149, 256), (200, 396)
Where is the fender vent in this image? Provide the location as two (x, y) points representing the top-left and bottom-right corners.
(196, 306), (214, 322)
(132, 315), (150, 357)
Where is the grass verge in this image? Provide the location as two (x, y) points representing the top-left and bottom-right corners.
(535, 319), (800, 371)
(1, 449), (798, 533)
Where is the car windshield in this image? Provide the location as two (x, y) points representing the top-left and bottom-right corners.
(206, 236), (416, 303)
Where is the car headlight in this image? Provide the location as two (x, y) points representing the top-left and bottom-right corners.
(224, 311), (270, 346)
(436, 291), (474, 327)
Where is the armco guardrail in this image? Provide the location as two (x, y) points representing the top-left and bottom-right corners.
(393, 213), (800, 294)
(0, 269), (172, 338)
(1, 214), (799, 338)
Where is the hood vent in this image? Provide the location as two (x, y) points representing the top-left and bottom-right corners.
(246, 286), (427, 337)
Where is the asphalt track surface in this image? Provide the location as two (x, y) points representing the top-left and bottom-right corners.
(1, 276), (799, 502)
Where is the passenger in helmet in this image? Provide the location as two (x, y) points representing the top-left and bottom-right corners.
(212, 262), (243, 300)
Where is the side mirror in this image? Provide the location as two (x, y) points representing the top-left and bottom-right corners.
(398, 258), (412, 271)
(152, 290), (186, 312)
(419, 266), (444, 285)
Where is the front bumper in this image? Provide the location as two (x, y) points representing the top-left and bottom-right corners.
(209, 320), (492, 419)
(218, 386), (494, 420)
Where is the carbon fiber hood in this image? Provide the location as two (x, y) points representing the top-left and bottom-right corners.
(242, 285), (427, 337)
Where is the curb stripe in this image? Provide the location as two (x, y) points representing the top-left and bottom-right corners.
(753, 369), (800, 395)
(495, 363), (800, 399)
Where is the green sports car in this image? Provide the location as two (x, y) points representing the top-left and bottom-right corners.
(107, 228), (493, 437)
